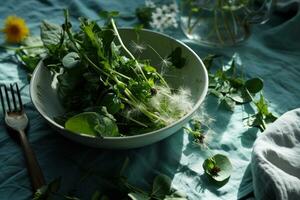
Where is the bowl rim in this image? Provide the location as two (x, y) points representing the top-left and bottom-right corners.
(30, 27), (208, 140)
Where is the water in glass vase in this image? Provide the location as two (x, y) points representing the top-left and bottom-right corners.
(180, 0), (271, 47)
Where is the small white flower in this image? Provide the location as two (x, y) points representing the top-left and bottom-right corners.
(150, 8), (164, 31)
(163, 13), (178, 29)
(145, 0), (155, 8)
(149, 3), (179, 32)
(168, 3), (179, 14)
(161, 5), (170, 14)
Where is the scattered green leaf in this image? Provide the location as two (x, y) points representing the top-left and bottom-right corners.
(151, 174), (172, 199)
(245, 78), (264, 94)
(135, 6), (154, 27)
(244, 93), (277, 131)
(40, 20), (64, 53)
(203, 154), (232, 182)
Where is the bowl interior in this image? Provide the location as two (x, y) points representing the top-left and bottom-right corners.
(30, 28), (208, 137)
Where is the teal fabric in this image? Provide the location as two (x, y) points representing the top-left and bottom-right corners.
(0, 0), (300, 199)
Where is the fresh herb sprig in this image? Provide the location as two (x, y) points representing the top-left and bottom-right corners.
(184, 119), (205, 145)
(244, 92), (277, 132)
(204, 53), (277, 131)
(204, 53), (263, 111)
(184, 119), (233, 183)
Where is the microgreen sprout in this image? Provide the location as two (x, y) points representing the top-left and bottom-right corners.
(184, 119), (205, 145)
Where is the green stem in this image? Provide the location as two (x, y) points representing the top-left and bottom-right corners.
(124, 89), (162, 121)
(85, 58), (163, 124)
(245, 89), (267, 131)
(188, 15), (202, 34)
(83, 54), (109, 77)
(220, 1), (236, 44)
(213, 7), (224, 45)
(187, 6), (193, 32)
(0, 45), (44, 51)
(110, 18), (148, 82)
(146, 45), (170, 88)
(110, 68), (131, 80)
(126, 116), (148, 128)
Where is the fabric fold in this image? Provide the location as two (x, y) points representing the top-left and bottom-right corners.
(252, 108), (300, 200)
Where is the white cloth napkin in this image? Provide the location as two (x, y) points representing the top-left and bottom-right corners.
(251, 108), (300, 200)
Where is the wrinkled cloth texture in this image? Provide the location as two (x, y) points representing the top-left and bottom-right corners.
(0, 0), (300, 200)
(252, 108), (300, 200)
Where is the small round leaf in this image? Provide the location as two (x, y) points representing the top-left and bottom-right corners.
(152, 174), (172, 198)
(203, 154), (233, 182)
(62, 52), (81, 69)
(245, 78), (263, 94)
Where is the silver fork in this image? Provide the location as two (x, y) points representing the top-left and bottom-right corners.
(0, 83), (45, 191)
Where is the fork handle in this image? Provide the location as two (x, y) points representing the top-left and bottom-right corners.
(19, 130), (45, 191)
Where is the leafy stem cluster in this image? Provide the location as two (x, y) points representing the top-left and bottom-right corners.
(184, 119), (233, 182)
(203, 53), (277, 132)
(20, 9), (191, 137)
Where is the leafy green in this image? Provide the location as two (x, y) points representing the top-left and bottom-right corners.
(203, 54), (220, 71)
(244, 93), (277, 131)
(16, 51), (41, 73)
(167, 47), (186, 69)
(15, 36), (46, 73)
(65, 111), (119, 137)
(135, 6), (154, 27)
(245, 78), (264, 94)
(99, 10), (120, 19)
(205, 53), (277, 131)
(62, 52), (81, 69)
(203, 154), (232, 182)
(151, 174), (172, 198)
(40, 20), (64, 53)
(184, 119), (205, 144)
(205, 53), (263, 111)
(35, 10), (191, 137)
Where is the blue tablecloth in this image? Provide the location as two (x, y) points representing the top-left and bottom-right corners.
(0, 0), (300, 199)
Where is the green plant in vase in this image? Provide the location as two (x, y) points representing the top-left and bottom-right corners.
(180, 0), (272, 46)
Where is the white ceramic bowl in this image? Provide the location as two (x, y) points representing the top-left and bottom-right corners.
(30, 28), (208, 149)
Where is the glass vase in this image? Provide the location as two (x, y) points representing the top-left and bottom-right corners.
(179, 0), (273, 46)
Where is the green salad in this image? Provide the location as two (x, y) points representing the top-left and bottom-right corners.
(29, 10), (193, 137)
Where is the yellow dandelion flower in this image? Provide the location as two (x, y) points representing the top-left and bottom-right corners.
(2, 15), (29, 43)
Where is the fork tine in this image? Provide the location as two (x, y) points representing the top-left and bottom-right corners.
(10, 84), (18, 112)
(0, 85), (6, 115)
(14, 83), (23, 111)
(3, 85), (11, 112)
